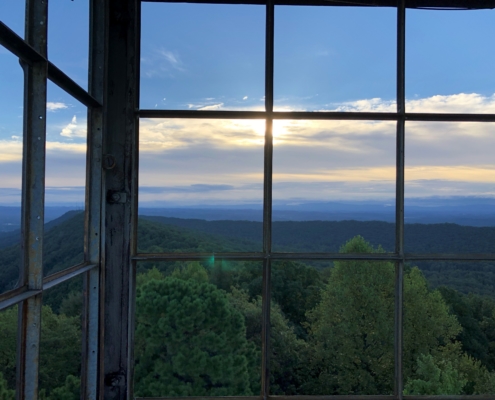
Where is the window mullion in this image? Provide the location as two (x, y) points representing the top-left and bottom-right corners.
(16, 0), (48, 398)
(262, 0), (275, 398)
(395, 0), (406, 398)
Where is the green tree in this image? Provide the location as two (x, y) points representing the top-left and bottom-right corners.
(220, 260), (324, 336)
(171, 261), (209, 283)
(47, 375), (80, 400)
(227, 287), (309, 395)
(305, 236), (462, 395)
(439, 287), (495, 372)
(0, 308), (17, 391)
(134, 277), (257, 397)
(0, 305), (80, 396)
(404, 354), (466, 395)
(0, 372), (14, 400)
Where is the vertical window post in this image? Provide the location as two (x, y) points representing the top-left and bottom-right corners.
(82, 0), (106, 398)
(101, 0), (139, 398)
(395, 0), (406, 397)
(262, 0), (275, 397)
(16, 0), (48, 398)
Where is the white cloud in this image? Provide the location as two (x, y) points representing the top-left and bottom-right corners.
(187, 103), (225, 110)
(243, 96), (248, 100)
(60, 115), (86, 138)
(47, 102), (69, 112)
(157, 49), (182, 69)
(0, 140), (22, 162)
(141, 47), (185, 78)
(46, 141), (86, 153)
(198, 103), (224, 111)
(325, 92), (495, 114)
(1, 92), (495, 202)
(138, 92), (495, 201)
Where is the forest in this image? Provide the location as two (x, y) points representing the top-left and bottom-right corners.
(1, 211), (495, 398)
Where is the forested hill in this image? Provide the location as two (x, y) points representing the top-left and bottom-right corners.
(141, 215), (495, 254)
(2, 211), (495, 296)
(140, 215), (495, 297)
(3, 212), (495, 397)
(0, 210), (82, 250)
(0, 212), (252, 295)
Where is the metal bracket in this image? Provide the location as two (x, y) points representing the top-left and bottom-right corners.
(106, 190), (127, 204)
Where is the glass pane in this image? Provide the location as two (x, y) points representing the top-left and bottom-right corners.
(272, 119), (396, 252)
(270, 256), (394, 394)
(134, 260), (262, 397)
(140, 3), (265, 110)
(0, 52), (24, 294)
(405, 121), (495, 253)
(406, 9), (495, 113)
(403, 262), (495, 396)
(0, 305), (17, 400)
(40, 280), (82, 400)
(0, 0), (24, 38)
(274, 6), (396, 111)
(48, 0), (89, 90)
(44, 82), (86, 277)
(138, 118), (264, 253)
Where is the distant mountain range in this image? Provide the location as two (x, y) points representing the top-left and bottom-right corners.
(1, 196), (494, 233)
(1, 210), (495, 299)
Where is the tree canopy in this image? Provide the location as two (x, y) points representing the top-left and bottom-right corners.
(134, 275), (258, 397)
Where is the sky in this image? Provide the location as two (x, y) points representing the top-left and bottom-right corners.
(1, 2), (495, 208)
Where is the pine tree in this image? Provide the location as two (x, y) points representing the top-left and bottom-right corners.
(134, 277), (257, 397)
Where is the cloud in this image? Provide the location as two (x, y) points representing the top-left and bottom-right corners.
(158, 50), (180, 67)
(140, 184), (235, 194)
(0, 140), (22, 162)
(46, 141), (86, 153)
(325, 92), (495, 114)
(47, 102), (69, 112)
(138, 93), (495, 201)
(198, 103), (224, 111)
(243, 96), (248, 100)
(2, 92), (495, 203)
(139, 118), (265, 154)
(60, 115), (86, 138)
(141, 47), (185, 78)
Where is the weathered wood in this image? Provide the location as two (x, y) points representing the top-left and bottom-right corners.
(101, 0), (139, 399)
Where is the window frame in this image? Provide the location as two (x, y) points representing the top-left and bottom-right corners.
(1, 0), (495, 399)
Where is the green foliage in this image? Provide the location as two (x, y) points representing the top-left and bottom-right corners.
(0, 305), (80, 396)
(306, 236), (395, 395)
(136, 266), (167, 287)
(4, 212), (495, 397)
(227, 287), (308, 395)
(403, 267), (461, 378)
(59, 291), (83, 318)
(404, 354), (466, 395)
(171, 262), (209, 283)
(39, 306), (81, 395)
(219, 260), (324, 336)
(46, 375), (80, 400)
(0, 372), (14, 400)
(134, 277), (257, 396)
(305, 236), (461, 395)
(0, 307), (17, 391)
(138, 218), (244, 254)
(439, 287), (495, 372)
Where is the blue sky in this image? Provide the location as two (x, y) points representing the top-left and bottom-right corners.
(1, 2), (495, 207)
